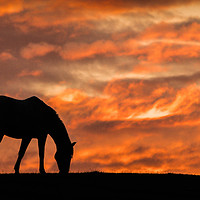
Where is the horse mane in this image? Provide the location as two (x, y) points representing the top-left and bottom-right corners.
(42, 101), (64, 125)
(41, 99), (69, 138)
(28, 96), (65, 129)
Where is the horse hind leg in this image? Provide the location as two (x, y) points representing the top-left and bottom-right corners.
(38, 135), (47, 174)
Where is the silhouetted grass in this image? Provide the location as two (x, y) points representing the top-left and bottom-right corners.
(0, 172), (200, 199)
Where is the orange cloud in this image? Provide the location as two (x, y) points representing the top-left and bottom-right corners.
(28, 27), (200, 63)
(134, 42), (200, 63)
(77, 0), (199, 10)
(6, 0), (199, 32)
(0, 0), (23, 16)
(20, 42), (58, 59)
(47, 73), (200, 131)
(20, 40), (118, 60)
(59, 40), (117, 60)
(71, 117), (200, 173)
(18, 70), (42, 77)
(0, 52), (14, 61)
(140, 21), (200, 42)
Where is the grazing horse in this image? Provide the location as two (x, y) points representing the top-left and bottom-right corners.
(0, 95), (76, 174)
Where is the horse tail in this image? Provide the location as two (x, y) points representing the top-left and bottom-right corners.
(0, 134), (4, 143)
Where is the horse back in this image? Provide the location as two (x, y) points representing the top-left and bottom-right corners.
(0, 95), (53, 114)
(0, 96), (55, 138)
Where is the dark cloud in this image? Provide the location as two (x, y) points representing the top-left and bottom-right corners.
(130, 146), (150, 154)
(128, 155), (164, 168)
(54, 0), (199, 12)
(105, 71), (200, 97)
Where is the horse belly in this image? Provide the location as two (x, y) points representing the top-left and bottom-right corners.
(1, 117), (43, 139)
(2, 125), (35, 139)
(0, 100), (46, 139)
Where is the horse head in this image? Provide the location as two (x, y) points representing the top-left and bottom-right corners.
(54, 142), (76, 173)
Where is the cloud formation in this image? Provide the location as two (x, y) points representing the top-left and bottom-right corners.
(0, 0), (23, 16)
(20, 42), (58, 59)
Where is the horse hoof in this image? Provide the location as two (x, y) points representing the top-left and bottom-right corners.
(39, 170), (46, 174)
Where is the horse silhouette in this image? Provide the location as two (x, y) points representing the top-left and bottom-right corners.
(0, 95), (76, 174)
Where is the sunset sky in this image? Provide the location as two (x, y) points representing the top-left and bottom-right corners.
(1, 0), (200, 174)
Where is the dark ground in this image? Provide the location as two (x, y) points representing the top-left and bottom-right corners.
(0, 172), (200, 199)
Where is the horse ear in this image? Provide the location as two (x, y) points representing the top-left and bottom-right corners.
(72, 142), (76, 146)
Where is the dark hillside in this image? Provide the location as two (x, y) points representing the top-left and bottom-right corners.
(0, 172), (200, 199)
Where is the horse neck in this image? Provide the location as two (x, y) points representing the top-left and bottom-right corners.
(49, 119), (71, 152)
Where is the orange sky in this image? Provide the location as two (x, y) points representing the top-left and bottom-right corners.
(1, 0), (200, 173)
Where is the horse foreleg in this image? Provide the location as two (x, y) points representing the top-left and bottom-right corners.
(14, 138), (31, 174)
(38, 135), (47, 174)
